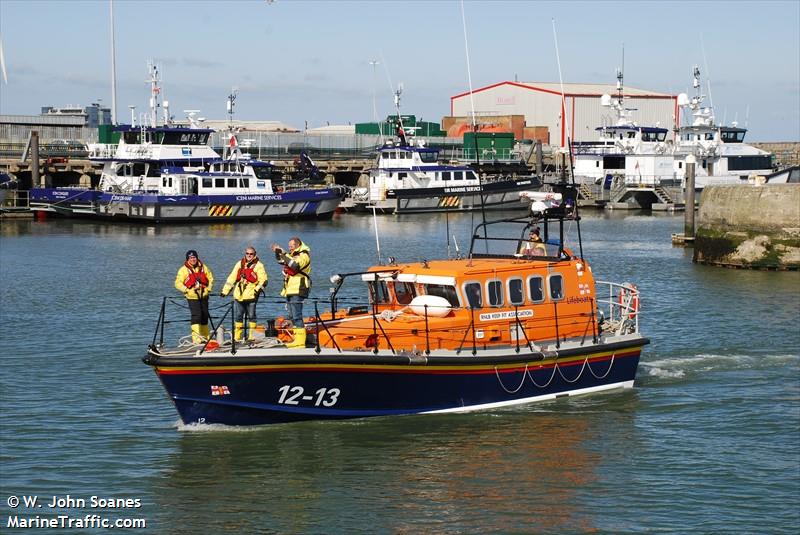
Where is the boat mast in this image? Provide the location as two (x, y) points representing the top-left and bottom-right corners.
(225, 88), (238, 161)
(551, 18), (584, 260)
(109, 0), (117, 124)
(146, 61), (162, 128)
(459, 0), (488, 249)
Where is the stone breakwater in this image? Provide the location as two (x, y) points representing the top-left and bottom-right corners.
(693, 184), (800, 269)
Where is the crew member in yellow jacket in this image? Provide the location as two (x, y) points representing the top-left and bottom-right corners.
(174, 249), (214, 344)
(220, 246), (268, 341)
(271, 237), (311, 348)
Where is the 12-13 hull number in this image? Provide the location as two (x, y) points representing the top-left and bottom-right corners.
(277, 385), (340, 407)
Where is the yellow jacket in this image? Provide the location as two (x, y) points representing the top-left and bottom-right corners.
(277, 243), (311, 297)
(175, 261), (214, 300)
(221, 257), (268, 301)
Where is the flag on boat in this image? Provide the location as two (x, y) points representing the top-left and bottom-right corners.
(211, 385), (231, 396)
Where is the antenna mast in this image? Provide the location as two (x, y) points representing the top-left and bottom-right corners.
(227, 88), (238, 125)
(109, 0), (117, 124)
(552, 18), (584, 260)
(146, 62), (162, 128)
(460, 0), (488, 250)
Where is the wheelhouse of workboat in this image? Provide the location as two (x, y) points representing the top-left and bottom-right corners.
(369, 142), (481, 201)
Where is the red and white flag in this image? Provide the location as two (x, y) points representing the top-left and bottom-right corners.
(211, 385), (230, 396)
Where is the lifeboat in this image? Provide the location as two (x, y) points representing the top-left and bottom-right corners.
(144, 185), (648, 427)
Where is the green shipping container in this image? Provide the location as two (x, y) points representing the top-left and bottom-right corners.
(98, 124), (121, 144)
(462, 132), (515, 160)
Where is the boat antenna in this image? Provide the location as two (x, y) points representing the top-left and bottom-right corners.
(225, 88), (239, 161)
(146, 61), (162, 128)
(369, 60), (384, 145)
(700, 34), (714, 115)
(227, 87), (238, 125)
(446, 209), (451, 258)
(393, 84), (407, 146)
(372, 206), (382, 265)
(460, 0), (488, 251)
(552, 18), (584, 260)
(109, 0), (117, 124)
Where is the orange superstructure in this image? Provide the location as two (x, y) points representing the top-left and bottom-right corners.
(313, 234), (605, 354)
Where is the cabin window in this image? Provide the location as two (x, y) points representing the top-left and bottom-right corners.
(596, 161), (600, 168)
(367, 280), (391, 305)
(240, 178), (250, 188)
(393, 282), (416, 305)
(202, 178), (213, 188)
(227, 178), (237, 188)
(467, 171), (477, 181)
(424, 284), (459, 307)
(162, 177), (168, 188)
(254, 167), (272, 180)
(147, 165), (160, 177)
(463, 282), (482, 309)
(389, 152), (396, 159)
(549, 274), (564, 301)
(453, 171), (463, 180)
(398, 172), (407, 181)
(528, 276), (544, 303)
(419, 152), (437, 163)
(215, 178), (225, 188)
(442, 172), (452, 181)
(678, 161), (683, 169)
(508, 278), (524, 305)
(487, 280), (503, 307)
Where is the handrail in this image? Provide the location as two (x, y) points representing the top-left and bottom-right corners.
(149, 283), (640, 355)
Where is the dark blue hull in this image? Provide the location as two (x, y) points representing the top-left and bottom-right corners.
(28, 187), (345, 223)
(149, 342), (645, 426)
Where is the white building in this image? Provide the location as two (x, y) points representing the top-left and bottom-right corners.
(450, 81), (676, 148)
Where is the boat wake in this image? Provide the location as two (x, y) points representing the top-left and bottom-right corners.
(175, 420), (261, 433)
(641, 352), (799, 380)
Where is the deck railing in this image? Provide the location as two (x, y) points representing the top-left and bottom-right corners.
(151, 285), (640, 357)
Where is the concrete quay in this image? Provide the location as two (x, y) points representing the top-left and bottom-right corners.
(693, 183), (800, 270)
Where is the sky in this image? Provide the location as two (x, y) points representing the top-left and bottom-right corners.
(0, 0), (798, 141)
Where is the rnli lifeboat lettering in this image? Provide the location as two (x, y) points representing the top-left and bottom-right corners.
(479, 309), (533, 321)
(209, 205), (233, 216)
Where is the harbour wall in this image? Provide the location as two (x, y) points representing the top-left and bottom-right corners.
(693, 184), (800, 269)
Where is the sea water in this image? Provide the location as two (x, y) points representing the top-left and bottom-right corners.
(1, 212), (798, 533)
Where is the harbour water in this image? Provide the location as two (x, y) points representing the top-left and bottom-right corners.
(1, 212), (798, 533)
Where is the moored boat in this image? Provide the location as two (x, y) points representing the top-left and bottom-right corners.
(144, 184), (649, 426)
(344, 87), (539, 214)
(28, 63), (344, 223)
(672, 67), (773, 189)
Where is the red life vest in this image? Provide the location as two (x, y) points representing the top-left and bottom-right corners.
(283, 249), (309, 278)
(183, 261), (209, 288)
(237, 257), (259, 283)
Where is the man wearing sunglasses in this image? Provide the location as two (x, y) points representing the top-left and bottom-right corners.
(220, 246), (268, 341)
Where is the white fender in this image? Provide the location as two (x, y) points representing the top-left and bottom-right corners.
(408, 295), (451, 317)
